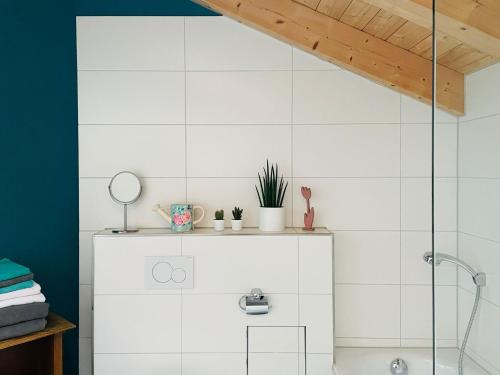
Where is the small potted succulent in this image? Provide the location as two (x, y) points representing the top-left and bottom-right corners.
(231, 206), (243, 231)
(213, 209), (225, 231)
(255, 160), (288, 232)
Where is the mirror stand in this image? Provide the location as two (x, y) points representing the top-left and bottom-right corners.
(112, 204), (139, 234)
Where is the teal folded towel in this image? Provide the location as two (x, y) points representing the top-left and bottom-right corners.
(0, 280), (34, 294)
(0, 258), (31, 282)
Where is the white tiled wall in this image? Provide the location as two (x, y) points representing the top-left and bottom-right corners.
(78, 71), (186, 124)
(77, 16), (458, 374)
(457, 62), (500, 375)
(92, 233), (333, 375)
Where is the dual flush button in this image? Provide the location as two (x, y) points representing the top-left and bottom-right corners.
(144, 256), (193, 289)
(152, 261), (186, 283)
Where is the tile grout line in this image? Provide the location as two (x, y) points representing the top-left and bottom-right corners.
(78, 68), (345, 73)
(297, 236), (300, 372)
(94, 351), (334, 355)
(184, 17), (188, 206)
(77, 69), (296, 72)
(91, 283), (455, 292)
(459, 230), (500, 245)
(291, 48), (294, 228)
(457, 112), (500, 124)
(80, 176), (461, 180)
(399, 93), (403, 348)
(459, 285), (500, 310)
(79, 122), (422, 126)
(292, 48), (300, 373)
(455, 176), (500, 180)
(182, 16), (187, 375)
(335, 336), (455, 341)
(94, 291), (344, 296)
(455, 116), (460, 347)
(180, 236), (184, 374)
(337, 283), (460, 287)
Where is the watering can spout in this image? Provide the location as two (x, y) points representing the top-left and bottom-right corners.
(153, 204), (172, 224)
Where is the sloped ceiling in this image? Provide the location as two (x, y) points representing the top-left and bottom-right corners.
(191, 0), (500, 116)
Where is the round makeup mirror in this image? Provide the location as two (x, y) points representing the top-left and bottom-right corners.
(108, 171), (142, 233)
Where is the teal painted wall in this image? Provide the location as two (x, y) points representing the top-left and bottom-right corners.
(77, 0), (217, 16)
(0, 1), (216, 373)
(0, 0), (79, 373)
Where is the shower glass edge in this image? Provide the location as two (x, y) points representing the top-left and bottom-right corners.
(432, 0), (437, 373)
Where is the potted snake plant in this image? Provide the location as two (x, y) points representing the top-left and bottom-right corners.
(231, 206), (243, 231)
(255, 161), (288, 232)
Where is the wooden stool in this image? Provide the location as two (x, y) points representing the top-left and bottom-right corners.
(0, 312), (75, 375)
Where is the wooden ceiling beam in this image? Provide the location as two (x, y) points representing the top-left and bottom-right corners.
(191, 0), (464, 115)
(363, 0), (500, 58)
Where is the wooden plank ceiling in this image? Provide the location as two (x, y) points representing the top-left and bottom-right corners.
(297, 0), (499, 74)
(191, 0), (500, 115)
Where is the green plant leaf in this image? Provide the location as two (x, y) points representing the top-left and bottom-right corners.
(255, 161), (289, 208)
(255, 185), (263, 207)
(279, 181), (288, 207)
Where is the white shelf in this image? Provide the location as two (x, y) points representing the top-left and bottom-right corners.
(94, 227), (332, 237)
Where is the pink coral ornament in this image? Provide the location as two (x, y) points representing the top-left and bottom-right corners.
(301, 186), (315, 231)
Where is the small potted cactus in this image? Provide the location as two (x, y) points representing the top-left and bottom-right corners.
(213, 209), (225, 231)
(231, 206), (243, 231)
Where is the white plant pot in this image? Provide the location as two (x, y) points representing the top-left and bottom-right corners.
(259, 207), (285, 232)
(213, 219), (225, 231)
(231, 219), (243, 231)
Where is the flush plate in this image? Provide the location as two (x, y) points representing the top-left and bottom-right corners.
(144, 256), (194, 289)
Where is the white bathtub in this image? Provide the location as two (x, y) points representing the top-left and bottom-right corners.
(334, 348), (489, 375)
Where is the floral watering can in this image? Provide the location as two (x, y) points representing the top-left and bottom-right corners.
(153, 204), (205, 232)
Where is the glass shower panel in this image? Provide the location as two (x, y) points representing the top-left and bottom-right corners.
(433, 2), (500, 374)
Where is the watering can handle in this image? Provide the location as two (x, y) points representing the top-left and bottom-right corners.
(193, 206), (205, 225)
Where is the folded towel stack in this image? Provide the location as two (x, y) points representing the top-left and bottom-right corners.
(0, 258), (49, 340)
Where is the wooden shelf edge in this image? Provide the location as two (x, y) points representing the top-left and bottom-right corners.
(0, 312), (76, 350)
